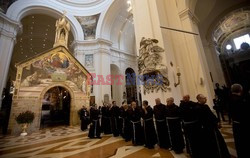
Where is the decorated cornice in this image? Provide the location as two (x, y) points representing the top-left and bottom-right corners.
(72, 38), (112, 56)
(110, 47), (136, 57)
(179, 8), (199, 24)
(0, 12), (22, 39)
(72, 38), (112, 48)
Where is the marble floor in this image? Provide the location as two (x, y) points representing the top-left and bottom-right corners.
(0, 122), (236, 158)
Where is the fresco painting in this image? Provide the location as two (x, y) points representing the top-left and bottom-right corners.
(20, 51), (87, 94)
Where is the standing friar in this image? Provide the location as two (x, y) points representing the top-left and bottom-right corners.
(53, 11), (71, 49)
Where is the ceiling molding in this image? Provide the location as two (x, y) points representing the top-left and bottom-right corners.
(179, 8), (199, 24)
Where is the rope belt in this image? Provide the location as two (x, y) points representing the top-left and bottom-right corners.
(131, 120), (141, 124)
(183, 120), (198, 125)
(233, 121), (240, 124)
(166, 117), (179, 120)
(131, 120), (141, 143)
(155, 119), (165, 122)
(144, 118), (153, 122)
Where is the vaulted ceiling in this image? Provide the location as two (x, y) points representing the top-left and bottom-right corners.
(194, 0), (249, 41)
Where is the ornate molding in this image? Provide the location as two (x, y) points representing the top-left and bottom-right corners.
(138, 37), (170, 94)
(179, 8), (199, 24)
(0, 12), (22, 40)
(72, 38), (112, 53)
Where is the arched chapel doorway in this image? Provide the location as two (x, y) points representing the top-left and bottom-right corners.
(125, 68), (137, 104)
(40, 86), (71, 128)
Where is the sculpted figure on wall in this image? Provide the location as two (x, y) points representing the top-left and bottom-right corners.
(138, 37), (170, 94)
(54, 12), (71, 48)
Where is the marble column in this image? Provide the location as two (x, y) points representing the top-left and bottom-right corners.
(132, 0), (178, 106)
(0, 13), (21, 108)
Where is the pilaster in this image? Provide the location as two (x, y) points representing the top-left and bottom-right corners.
(0, 13), (21, 108)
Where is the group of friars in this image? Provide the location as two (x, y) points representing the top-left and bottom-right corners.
(79, 85), (249, 158)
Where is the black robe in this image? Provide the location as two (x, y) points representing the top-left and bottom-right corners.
(197, 103), (230, 158)
(153, 103), (171, 149)
(120, 106), (132, 141)
(110, 105), (120, 137)
(142, 106), (157, 148)
(118, 106), (124, 135)
(179, 101), (204, 158)
(165, 104), (185, 153)
(79, 108), (89, 131)
(88, 107), (101, 138)
(229, 94), (249, 158)
(101, 106), (112, 134)
(128, 107), (144, 145)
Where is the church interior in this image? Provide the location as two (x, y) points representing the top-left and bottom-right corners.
(0, 0), (249, 157)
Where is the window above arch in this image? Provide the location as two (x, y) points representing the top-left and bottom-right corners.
(213, 7), (250, 53)
(233, 34), (250, 50)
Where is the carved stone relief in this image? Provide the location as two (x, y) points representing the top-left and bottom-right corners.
(138, 37), (170, 94)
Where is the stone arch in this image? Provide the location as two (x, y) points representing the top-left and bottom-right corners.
(6, 1), (84, 41)
(96, 0), (136, 53)
(39, 83), (76, 127)
(125, 67), (137, 104)
(206, 3), (250, 45)
(97, 0), (123, 40)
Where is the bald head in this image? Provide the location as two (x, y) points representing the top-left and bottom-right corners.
(196, 94), (207, 104)
(183, 95), (190, 102)
(167, 97), (174, 105)
(155, 98), (161, 105)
